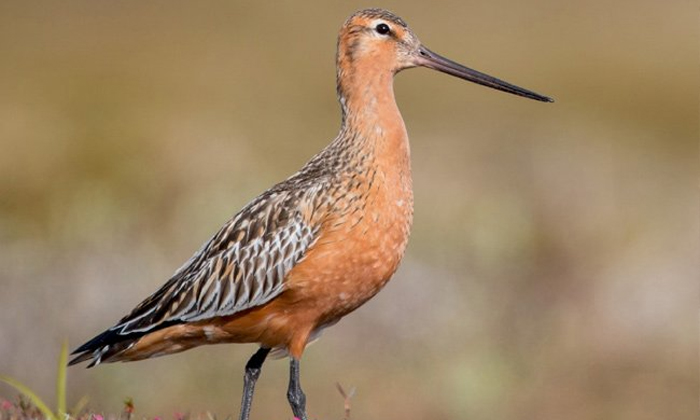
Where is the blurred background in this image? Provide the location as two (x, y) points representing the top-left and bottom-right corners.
(0, 1), (696, 419)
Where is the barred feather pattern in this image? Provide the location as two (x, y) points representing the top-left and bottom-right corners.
(120, 192), (320, 331)
(69, 168), (339, 365)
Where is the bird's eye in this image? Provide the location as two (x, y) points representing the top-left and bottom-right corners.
(375, 23), (391, 35)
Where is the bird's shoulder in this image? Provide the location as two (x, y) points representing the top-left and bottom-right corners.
(178, 165), (336, 276)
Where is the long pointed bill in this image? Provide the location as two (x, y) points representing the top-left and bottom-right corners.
(415, 46), (553, 102)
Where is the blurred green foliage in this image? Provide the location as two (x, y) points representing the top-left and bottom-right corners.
(0, 1), (696, 420)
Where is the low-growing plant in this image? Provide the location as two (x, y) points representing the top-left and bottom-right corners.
(1, 342), (87, 420)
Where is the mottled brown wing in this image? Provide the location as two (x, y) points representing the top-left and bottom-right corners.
(69, 160), (334, 367)
(107, 188), (318, 336)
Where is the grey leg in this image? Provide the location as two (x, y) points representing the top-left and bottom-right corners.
(286, 357), (307, 420)
(238, 347), (270, 420)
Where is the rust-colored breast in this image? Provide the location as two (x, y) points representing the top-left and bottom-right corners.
(277, 131), (413, 351)
(292, 160), (412, 313)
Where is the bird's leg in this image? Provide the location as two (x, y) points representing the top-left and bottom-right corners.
(287, 357), (308, 420)
(238, 347), (271, 420)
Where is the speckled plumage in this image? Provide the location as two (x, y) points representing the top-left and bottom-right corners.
(70, 8), (551, 420)
(71, 9), (421, 367)
(70, 120), (413, 364)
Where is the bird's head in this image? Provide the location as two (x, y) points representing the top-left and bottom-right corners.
(337, 8), (553, 102)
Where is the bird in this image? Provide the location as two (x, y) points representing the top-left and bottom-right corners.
(69, 8), (552, 420)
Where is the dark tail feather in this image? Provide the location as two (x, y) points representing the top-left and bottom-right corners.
(69, 320), (181, 367)
(71, 328), (116, 355)
(68, 351), (96, 367)
(68, 328), (132, 367)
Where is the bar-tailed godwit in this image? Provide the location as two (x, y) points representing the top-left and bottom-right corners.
(70, 8), (552, 420)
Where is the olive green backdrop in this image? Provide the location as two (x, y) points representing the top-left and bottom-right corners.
(0, 1), (696, 419)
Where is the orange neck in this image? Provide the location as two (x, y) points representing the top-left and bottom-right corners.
(335, 54), (409, 160)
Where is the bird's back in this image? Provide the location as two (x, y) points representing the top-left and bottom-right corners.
(70, 126), (413, 365)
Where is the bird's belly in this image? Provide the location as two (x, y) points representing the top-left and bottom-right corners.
(287, 194), (413, 326)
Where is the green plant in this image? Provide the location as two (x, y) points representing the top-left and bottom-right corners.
(1, 341), (88, 420)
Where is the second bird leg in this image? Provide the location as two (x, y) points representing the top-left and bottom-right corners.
(287, 358), (308, 420)
(238, 347), (271, 420)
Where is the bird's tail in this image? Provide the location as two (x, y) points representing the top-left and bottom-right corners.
(68, 329), (138, 367)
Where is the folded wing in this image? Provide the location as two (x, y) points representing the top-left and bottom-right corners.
(70, 187), (321, 366)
